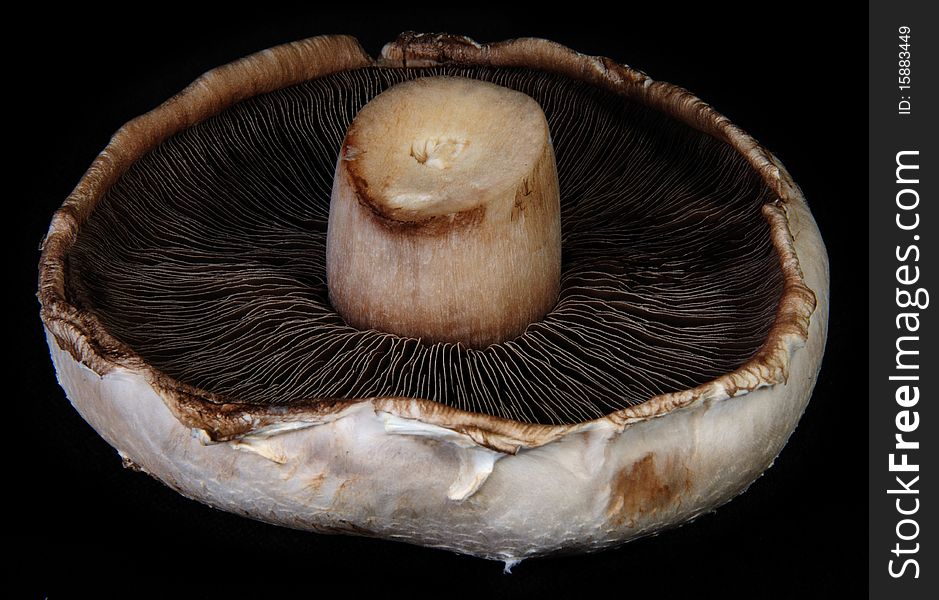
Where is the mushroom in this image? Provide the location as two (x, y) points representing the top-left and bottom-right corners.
(38, 32), (828, 563)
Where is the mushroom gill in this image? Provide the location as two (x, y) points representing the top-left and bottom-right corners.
(65, 65), (784, 426)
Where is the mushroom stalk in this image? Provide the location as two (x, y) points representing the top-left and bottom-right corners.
(326, 77), (561, 348)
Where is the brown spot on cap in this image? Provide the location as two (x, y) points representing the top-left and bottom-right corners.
(304, 472), (328, 497)
(606, 453), (692, 528)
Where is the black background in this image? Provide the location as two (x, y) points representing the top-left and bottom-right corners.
(16, 6), (865, 597)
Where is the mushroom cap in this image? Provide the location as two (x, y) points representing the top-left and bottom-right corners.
(38, 33), (829, 561)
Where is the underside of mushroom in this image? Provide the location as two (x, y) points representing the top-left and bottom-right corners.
(39, 32), (829, 561)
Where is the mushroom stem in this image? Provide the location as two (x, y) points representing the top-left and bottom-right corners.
(326, 77), (561, 348)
